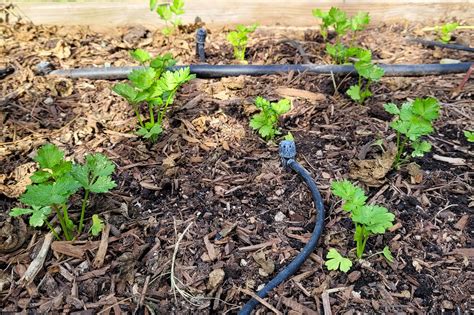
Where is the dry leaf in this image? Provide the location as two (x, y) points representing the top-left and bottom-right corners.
(253, 251), (275, 277)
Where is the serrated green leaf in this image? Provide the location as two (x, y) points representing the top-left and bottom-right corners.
(255, 96), (270, 109)
(9, 207), (34, 217)
(157, 5), (172, 20)
(384, 103), (400, 115)
(325, 248), (352, 272)
(271, 99), (291, 115)
(112, 83), (137, 103)
(464, 130), (474, 142)
(411, 97), (440, 121)
(249, 113), (266, 130)
(29, 206), (52, 227)
(352, 205), (394, 234)
(382, 246), (394, 263)
(351, 11), (370, 31)
(86, 153), (115, 177)
(89, 176), (116, 193)
(30, 170), (52, 184)
(128, 68), (156, 90)
(170, 0), (185, 15)
(347, 85), (361, 102)
(130, 49), (151, 64)
(331, 180), (367, 212)
(89, 214), (104, 236)
(284, 132), (294, 141)
(20, 175), (80, 207)
(411, 140), (431, 157)
(35, 144), (64, 169)
(258, 124), (275, 139)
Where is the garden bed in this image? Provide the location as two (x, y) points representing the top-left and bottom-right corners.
(1, 18), (473, 314)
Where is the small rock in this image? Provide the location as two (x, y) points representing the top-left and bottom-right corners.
(257, 283), (265, 291)
(274, 211), (286, 222)
(35, 61), (54, 75)
(442, 300), (454, 309)
(44, 97), (54, 105)
(440, 58), (461, 64)
(240, 259), (248, 267)
(207, 268), (225, 290)
(348, 270), (361, 283)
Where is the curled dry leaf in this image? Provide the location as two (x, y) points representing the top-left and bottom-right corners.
(253, 251), (275, 277)
(349, 143), (397, 187)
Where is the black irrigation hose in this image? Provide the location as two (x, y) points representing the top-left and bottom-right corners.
(408, 38), (474, 53)
(239, 140), (325, 315)
(48, 62), (473, 80)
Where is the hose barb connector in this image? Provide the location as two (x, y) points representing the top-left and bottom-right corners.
(196, 27), (207, 62)
(279, 140), (296, 169)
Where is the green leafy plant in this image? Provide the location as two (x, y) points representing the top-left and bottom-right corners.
(250, 97), (291, 140)
(463, 130), (474, 142)
(150, 0), (185, 36)
(227, 24), (258, 61)
(312, 7), (370, 64)
(331, 180), (395, 259)
(9, 144), (115, 240)
(384, 97), (441, 167)
(325, 248), (352, 272)
(113, 49), (195, 142)
(346, 48), (384, 104)
(437, 22), (458, 43)
(89, 214), (104, 236)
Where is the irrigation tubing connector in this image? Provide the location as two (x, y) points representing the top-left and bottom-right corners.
(238, 140), (325, 315)
(408, 37), (474, 53)
(48, 62), (473, 80)
(195, 27), (207, 62)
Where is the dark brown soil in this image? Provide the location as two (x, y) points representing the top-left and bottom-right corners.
(1, 13), (473, 315)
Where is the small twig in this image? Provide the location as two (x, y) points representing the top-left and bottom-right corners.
(239, 287), (283, 315)
(93, 223), (111, 269)
(21, 230), (56, 285)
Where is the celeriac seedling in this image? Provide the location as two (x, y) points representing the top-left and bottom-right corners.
(325, 248), (352, 272)
(331, 180), (395, 259)
(113, 49), (195, 142)
(384, 97), (440, 167)
(150, 0), (185, 36)
(227, 24), (258, 61)
(313, 7), (370, 64)
(250, 97), (291, 140)
(9, 144), (114, 240)
(346, 47), (384, 104)
(463, 130), (474, 142)
(437, 22), (458, 44)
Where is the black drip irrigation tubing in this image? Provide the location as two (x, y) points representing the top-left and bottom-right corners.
(238, 140), (325, 315)
(408, 37), (474, 53)
(49, 62), (473, 80)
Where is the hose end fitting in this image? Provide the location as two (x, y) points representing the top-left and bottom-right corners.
(196, 27), (207, 62)
(279, 140), (296, 169)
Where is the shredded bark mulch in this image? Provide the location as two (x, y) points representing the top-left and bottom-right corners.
(1, 11), (473, 314)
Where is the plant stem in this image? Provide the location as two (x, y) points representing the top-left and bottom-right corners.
(53, 205), (71, 241)
(133, 103), (144, 127)
(149, 103), (155, 125)
(45, 220), (60, 240)
(78, 189), (90, 235)
(157, 90), (176, 127)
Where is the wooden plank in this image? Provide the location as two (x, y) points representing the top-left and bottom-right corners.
(13, 1), (474, 26)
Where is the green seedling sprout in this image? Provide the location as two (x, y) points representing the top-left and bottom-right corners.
(436, 22), (458, 44)
(325, 248), (352, 272)
(313, 7), (370, 64)
(113, 49), (195, 142)
(384, 97), (441, 168)
(150, 0), (185, 36)
(250, 96), (291, 140)
(464, 130), (474, 142)
(227, 24), (258, 61)
(346, 48), (385, 104)
(9, 144), (115, 240)
(331, 180), (395, 260)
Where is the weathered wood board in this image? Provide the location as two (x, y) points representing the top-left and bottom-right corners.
(11, 1), (474, 26)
